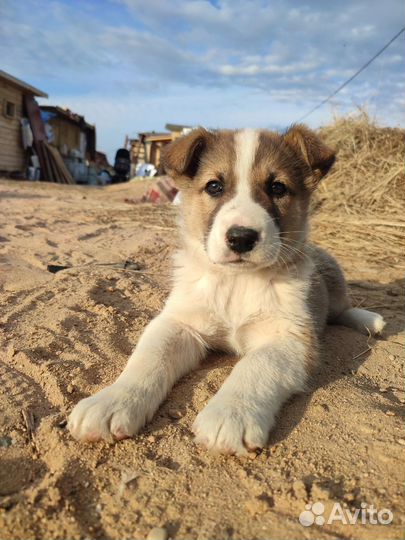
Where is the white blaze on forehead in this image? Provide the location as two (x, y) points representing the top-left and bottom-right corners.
(206, 127), (280, 266)
(234, 129), (260, 196)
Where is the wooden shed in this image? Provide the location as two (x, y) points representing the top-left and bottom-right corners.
(0, 70), (48, 175)
(129, 132), (172, 171)
(40, 106), (96, 161)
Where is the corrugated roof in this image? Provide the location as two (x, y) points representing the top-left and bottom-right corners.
(41, 105), (95, 130)
(0, 70), (48, 98)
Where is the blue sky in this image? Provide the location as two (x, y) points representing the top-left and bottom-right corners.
(1, 0), (404, 161)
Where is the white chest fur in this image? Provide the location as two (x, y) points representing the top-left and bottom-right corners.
(166, 249), (312, 354)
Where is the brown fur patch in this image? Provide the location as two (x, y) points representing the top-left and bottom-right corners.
(284, 124), (336, 189)
(170, 130), (238, 244)
(250, 132), (311, 263)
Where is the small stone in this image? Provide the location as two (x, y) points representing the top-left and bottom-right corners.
(120, 470), (140, 493)
(147, 435), (156, 443)
(67, 383), (75, 394)
(167, 409), (182, 420)
(379, 387), (389, 393)
(147, 527), (168, 540)
(389, 354), (396, 361)
(396, 439), (405, 446)
(385, 411), (395, 416)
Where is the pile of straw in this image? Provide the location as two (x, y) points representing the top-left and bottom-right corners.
(311, 113), (405, 271)
(315, 111), (404, 216)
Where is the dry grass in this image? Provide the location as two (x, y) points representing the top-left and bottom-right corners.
(316, 111), (405, 216)
(311, 112), (405, 271)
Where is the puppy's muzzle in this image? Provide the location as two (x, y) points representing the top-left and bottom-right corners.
(226, 226), (259, 254)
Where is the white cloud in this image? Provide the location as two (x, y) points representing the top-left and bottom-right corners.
(1, 0), (403, 161)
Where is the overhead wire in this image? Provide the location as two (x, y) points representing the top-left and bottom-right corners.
(295, 27), (405, 123)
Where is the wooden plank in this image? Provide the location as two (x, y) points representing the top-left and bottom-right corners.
(45, 142), (74, 184)
(24, 95), (46, 142)
(46, 146), (61, 183)
(41, 143), (55, 182)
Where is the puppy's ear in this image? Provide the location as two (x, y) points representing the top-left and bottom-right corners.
(162, 128), (212, 185)
(284, 124), (336, 189)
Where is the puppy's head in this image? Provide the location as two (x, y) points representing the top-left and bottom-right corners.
(162, 125), (335, 270)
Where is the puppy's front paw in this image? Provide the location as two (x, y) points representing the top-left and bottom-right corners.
(192, 396), (272, 455)
(68, 383), (153, 442)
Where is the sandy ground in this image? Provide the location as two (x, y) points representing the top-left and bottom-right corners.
(0, 178), (404, 540)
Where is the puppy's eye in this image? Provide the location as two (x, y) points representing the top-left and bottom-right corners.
(205, 180), (224, 197)
(265, 179), (288, 198)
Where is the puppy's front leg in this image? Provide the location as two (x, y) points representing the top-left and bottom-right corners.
(69, 313), (206, 442)
(193, 331), (313, 455)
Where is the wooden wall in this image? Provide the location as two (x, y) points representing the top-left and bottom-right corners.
(48, 117), (81, 155)
(0, 80), (25, 173)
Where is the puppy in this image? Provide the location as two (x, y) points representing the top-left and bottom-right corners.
(68, 125), (385, 454)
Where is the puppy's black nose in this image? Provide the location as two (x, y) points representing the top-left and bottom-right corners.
(226, 226), (259, 254)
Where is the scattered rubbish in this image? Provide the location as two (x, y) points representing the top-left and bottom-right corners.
(124, 176), (178, 205)
(136, 163), (157, 177)
(40, 105), (98, 184)
(25, 95), (75, 184)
